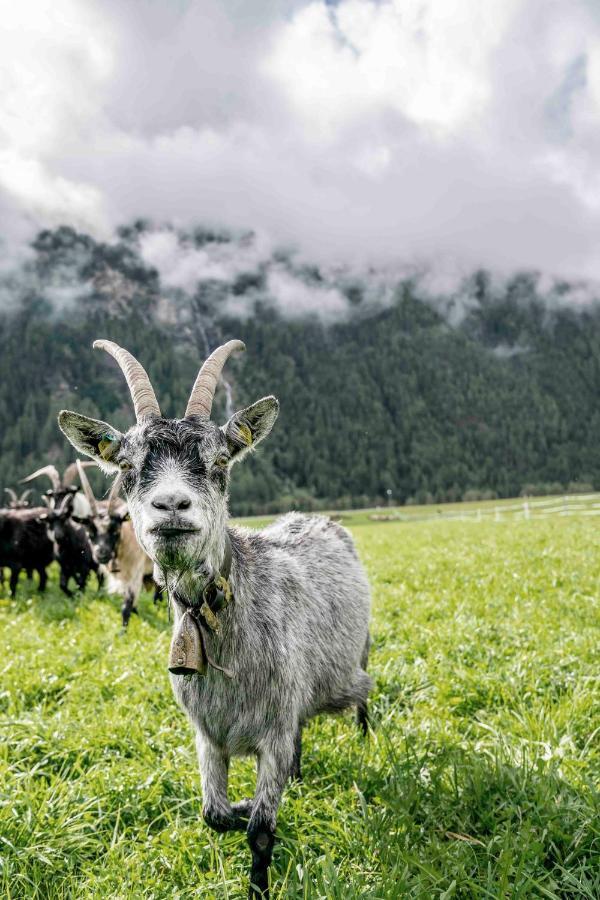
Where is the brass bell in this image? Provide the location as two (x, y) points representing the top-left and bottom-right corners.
(168, 610), (207, 676)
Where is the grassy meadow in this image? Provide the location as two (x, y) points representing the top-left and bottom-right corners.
(1, 511), (599, 898)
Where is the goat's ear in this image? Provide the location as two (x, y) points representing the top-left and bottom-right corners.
(58, 411), (124, 474)
(221, 396), (279, 463)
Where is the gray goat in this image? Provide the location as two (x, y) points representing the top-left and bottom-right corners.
(58, 339), (372, 898)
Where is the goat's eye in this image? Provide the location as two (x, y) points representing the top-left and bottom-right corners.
(119, 459), (133, 472)
(214, 453), (230, 469)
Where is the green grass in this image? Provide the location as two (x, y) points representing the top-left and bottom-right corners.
(1, 516), (599, 898)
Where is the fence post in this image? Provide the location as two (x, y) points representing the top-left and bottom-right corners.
(523, 500), (530, 520)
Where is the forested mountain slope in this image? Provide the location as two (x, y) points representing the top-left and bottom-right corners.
(1, 225), (600, 514)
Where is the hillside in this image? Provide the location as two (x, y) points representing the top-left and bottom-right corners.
(1, 225), (600, 514)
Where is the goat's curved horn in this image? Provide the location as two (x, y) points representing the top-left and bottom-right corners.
(93, 339), (161, 422)
(4, 488), (17, 505)
(185, 340), (245, 419)
(18, 489), (32, 505)
(63, 459), (94, 487)
(76, 459), (98, 517)
(21, 465), (61, 492)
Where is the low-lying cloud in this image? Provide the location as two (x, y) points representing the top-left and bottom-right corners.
(1, 221), (599, 328)
(139, 228), (274, 293)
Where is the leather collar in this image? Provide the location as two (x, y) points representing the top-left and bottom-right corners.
(174, 531), (234, 629)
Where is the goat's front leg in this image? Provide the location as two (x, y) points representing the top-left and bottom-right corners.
(291, 725), (302, 782)
(38, 567), (47, 592)
(120, 588), (136, 628)
(196, 733), (246, 833)
(247, 734), (294, 899)
(9, 567), (20, 597)
(76, 570), (88, 591)
(59, 568), (73, 597)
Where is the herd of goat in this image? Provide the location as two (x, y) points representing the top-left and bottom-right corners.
(0, 461), (155, 624)
(2, 337), (373, 899)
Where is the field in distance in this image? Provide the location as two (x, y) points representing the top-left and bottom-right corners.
(237, 491), (600, 530)
(1, 513), (599, 897)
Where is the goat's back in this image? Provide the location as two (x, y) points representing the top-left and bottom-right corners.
(228, 513), (370, 727)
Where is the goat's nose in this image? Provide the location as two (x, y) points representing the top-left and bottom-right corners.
(151, 493), (192, 512)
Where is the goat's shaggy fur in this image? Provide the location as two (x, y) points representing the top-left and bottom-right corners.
(59, 361), (372, 899)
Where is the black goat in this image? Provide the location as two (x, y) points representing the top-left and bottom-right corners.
(42, 494), (102, 596)
(0, 507), (54, 595)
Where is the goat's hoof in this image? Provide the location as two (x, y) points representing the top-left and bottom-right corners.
(247, 819), (275, 898)
(248, 864), (270, 900)
(248, 864), (270, 899)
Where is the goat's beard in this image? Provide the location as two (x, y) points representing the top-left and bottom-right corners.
(148, 530), (222, 596)
(152, 535), (203, 573)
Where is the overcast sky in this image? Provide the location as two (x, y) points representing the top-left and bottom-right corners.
(1, 0), (600, 282)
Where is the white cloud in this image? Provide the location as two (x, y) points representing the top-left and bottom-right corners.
(264, 0), (519, 137)
(0, 0), (113, 155)
(0, 151), (108, 234)
(265, 266), (348, 319)
(2, 0), (600, 292)
(0, 0), (113, 234)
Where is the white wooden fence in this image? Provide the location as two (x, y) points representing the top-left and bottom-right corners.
(370, 493), (600, 524)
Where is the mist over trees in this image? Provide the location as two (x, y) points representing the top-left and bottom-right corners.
(1, 224), (600, 515)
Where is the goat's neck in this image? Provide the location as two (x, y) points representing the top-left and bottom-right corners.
(165, 526), (230, 607)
